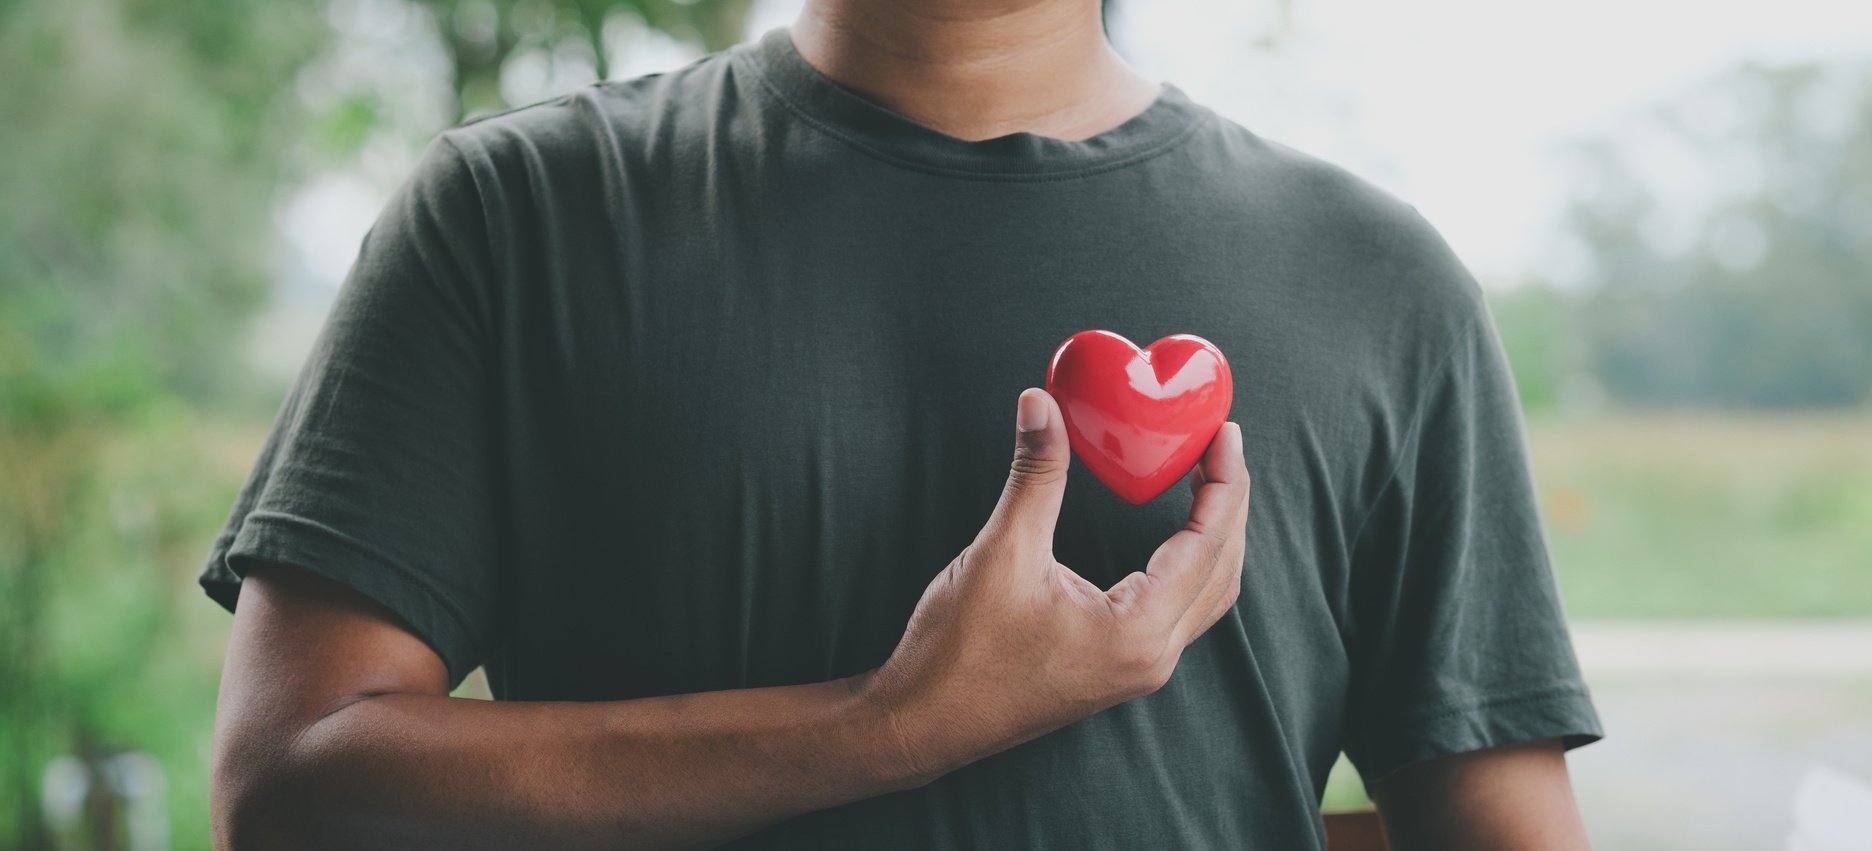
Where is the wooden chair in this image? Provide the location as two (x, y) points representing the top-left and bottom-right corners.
(1323, 809), (1389, 850)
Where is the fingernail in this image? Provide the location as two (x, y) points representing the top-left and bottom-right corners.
(1017, 390), (1048, 432)
(1230, 422), (1243, 452)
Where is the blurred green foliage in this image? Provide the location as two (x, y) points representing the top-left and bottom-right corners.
(418, 0), (756, 120)
(0, 0), (747, 846)
(1491, 60), (1872, 411)
(1, 0), (326, 843)
(0, 0), (326, 404)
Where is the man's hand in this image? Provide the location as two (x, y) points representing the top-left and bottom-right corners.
(856, 387), (1251, 782)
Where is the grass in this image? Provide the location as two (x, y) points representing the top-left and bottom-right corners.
(1527, 410), (1872, 619)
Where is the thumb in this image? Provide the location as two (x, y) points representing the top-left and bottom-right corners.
(980, 388), (1071, 552)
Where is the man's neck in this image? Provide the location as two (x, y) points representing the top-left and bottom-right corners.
(788, 0), (1162, 143)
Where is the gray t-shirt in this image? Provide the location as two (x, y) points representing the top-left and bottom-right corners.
(200, 24), (1602, 849)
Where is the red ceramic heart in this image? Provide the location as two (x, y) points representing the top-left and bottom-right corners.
(1044, 330), (1233, 505)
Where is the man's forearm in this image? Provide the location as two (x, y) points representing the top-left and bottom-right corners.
(221, 671), (922, 850)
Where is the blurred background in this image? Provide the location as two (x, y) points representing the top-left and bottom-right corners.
(1, 0), (1868, 847)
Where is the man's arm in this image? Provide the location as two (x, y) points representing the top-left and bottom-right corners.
(1368, 738), (1592, 850)
(211, 389), (1252, 850)
(214, 560), (913, 849)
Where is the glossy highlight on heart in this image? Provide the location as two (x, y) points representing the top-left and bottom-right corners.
(1044, 330), (1233, 505)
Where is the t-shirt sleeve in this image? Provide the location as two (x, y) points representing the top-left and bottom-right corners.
(198, 132), (504, 689)
(1340, 274), (1604, 786)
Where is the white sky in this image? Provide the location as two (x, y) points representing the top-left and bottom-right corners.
(279, 0), (1872, 304)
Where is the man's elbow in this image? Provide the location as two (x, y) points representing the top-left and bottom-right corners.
(211, 720), (327, 851)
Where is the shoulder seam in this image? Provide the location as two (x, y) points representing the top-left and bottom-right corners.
(1339, 304), (1483, 562)
(421, 132), (501, 346)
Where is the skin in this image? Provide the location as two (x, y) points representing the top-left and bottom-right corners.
(1371, 738), (1593, 849)
(788, 0), (1164, 142)
(213, 389), (1252, 848)
(214, 2), (1596, 846)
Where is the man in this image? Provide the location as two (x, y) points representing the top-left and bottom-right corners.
(200, 0), (1603, 847)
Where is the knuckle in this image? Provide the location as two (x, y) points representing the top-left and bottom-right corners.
(1007, 457), (1066, 491)
(960, 535), (1008, 574)
(952, 544), (978, 576)
(1010, 447), (1066, 478)
(1111, 636), (1171, 692)
(1135, 657), (1175, 697)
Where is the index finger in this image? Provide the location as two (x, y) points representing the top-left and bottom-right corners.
(1181, 421), (1249, 540)
(1106, 422), (1249, 623)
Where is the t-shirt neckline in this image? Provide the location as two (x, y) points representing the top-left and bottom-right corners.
(731, 25), (1210, 179)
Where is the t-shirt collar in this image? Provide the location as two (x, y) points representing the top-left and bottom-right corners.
(731, 25), (1209, 178)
